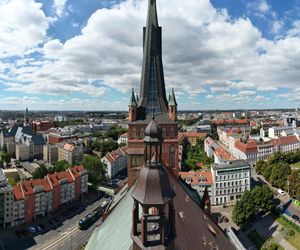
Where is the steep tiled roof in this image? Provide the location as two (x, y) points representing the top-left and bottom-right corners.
(214, 147), (236, 161)
(63, 143), (75, 151)
(13, 185), (25, 201)
(235, 139), (258, 153)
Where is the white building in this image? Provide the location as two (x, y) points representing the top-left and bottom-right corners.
(101, 147), (128, 179)
(268, 127), (293, 139)
(117, 132), (128, 145)
(211, 160), (251, 206)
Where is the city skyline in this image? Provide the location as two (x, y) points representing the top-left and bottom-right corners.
(0, 0), (300, 111)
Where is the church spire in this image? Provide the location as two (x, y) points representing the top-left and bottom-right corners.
(138, 0), (169, 117)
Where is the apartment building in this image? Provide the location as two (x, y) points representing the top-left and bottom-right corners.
(12, 166), (88, 224)
(101, 147), (128, 179)
(0, 169), (14, 228)
(57, 142), (83, 165)
(43, 144), (58, 164)
(211, 160), (251, 206)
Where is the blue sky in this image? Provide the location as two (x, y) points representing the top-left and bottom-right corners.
(0, 0), (299, 110)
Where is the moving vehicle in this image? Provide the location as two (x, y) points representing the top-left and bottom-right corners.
(277, 189), (285, 196)
(79, 208), (103, 230)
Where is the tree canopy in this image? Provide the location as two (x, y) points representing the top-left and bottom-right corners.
(232, 185), (275, 228)
(83, 155), (106, 186)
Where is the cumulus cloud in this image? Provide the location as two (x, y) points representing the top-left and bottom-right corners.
(0, 0), (49, 57)
(1, 0), (300, 109)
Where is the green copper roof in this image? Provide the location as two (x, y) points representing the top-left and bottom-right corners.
(168, 88), (177, 107)
(128, 88), (137, 107)
(86, 191), (134, 250)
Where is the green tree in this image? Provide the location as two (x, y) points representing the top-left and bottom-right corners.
(256, 160), (268, 175)
(105, 125), (127, 140)
(83, 155), (107, 186)
(232, 185), (274, 227)
(270, 162), (291, 189)
(232, 190), (256, 227)
(1, 151), (11, 164)
(7, 176), (20, 186)
(288, 171), (300, 198)
(33, 164), (49, 179)
(49, 160), (71, 173)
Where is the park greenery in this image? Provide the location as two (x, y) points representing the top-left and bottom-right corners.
(180, 137), (213, 171)
(93, 125), (127, 140)
(83, 155), (107, 186)
(232, 185), (275, 228)
(256, 151), (300, 197)
(92, 139), (119, 156)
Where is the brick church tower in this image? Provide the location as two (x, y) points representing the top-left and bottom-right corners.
(128, 0), (179, 188)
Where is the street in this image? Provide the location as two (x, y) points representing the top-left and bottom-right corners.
(0, 194), (108, 250)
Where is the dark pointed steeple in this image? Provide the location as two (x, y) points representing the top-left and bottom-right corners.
(138, 0), (169, 117)
(128, 88), (137, 107)
(168, 88), (177, 107)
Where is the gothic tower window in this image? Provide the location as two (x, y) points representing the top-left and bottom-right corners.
(169, 145), (175, 168)
(132, 128), (137, 139)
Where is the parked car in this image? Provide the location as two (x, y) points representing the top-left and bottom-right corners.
(217, 216), (223, 223)
(27, 226), (36, 234)
(292, 214), (299, 221)
(277, 189), (285, 196)
(34, 225), (42, 232)
(222, 215), (229, 223)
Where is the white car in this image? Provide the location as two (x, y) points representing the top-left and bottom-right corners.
(277, 189), (285, 196)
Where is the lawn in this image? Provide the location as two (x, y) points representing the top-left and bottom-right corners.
(277, 216), (300, 249)
(286, 232), (300, 250)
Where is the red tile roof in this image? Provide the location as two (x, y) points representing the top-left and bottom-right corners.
(278, 135), (299, 145)
(235, 139), (258, 153)
(13, 185), (24, 201)
(179, 171), (213, 185)
(214, 147), (236, 161)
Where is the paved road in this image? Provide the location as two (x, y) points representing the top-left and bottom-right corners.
(1, 196), (107, 250)
(28, 198), (107, 250)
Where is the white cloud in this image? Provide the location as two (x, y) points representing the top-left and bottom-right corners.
(258, 0), (270, 13)
(1, 0), (300, 106)
(272, 20), (283, 34)
(53, 0), (68, 17)
(288, 20), (300, 37)
(238, 91), (256, 96)
(0, 0), (49, 57)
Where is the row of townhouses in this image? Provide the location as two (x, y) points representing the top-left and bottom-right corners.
(180, 160), (251, 206)
(0, 166), (88, 228)
(213, 126), (300, 165)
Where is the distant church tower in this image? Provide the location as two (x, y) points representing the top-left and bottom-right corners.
(24, 107), (29, 126)
(127, 0), (179, 188)
(131, 118), (176, 249)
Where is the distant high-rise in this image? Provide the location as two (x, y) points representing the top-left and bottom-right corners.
(24, 107), (29, 126)
(127, 0), (179, 187)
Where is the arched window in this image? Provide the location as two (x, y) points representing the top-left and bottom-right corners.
(140, 128), (144, 139)
(169, 145), (175, 168)
(132, 128), (136, 139)
(170, 128), (175, 139)
(163, 128), (167, 139)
